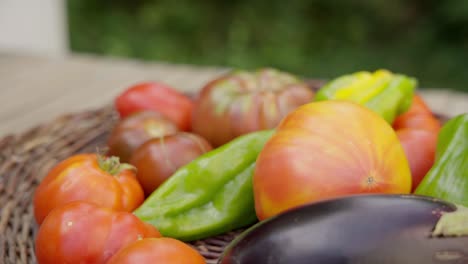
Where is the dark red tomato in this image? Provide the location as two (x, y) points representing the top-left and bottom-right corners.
(107, 111), (179, 162)
(107, 238), (206, 264)
(396, 129), (438, 191)
(191, 68), (315, 147)
(115, 82), (195, 131)
(33, 154), (144, 225)
(130, 132), (213, 196)
(35, 201), (161, 264)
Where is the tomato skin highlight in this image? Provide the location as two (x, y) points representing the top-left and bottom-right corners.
(33, 154), (144, 225)
(253, 101), (412, 221)
(115, 82), (195, 131)
(35, 201), (161, 264)
(107, 237), (206, 264)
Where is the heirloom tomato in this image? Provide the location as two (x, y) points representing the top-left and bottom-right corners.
(130, 132), (212, 196)
(33, 154), (144, 225)
(393, 94), (441, 191)
(115, 82), (194, 131)
(253, 101), (412, 220)
(35, 201), (161, 264)
(107, 238), (206, 264)
(191, 68), (314, 147)
(107, 111), (179, 162)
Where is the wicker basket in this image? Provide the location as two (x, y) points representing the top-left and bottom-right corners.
(0, 80), (448, 264)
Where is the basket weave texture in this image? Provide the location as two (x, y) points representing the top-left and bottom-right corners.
(0, 80), (448, 264)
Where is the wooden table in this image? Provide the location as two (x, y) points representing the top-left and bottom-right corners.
(0, 52), (467, 137)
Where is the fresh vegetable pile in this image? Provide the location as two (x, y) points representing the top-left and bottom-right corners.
(32, 68), (467, 263)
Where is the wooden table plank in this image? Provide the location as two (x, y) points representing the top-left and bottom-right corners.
(0, 53), (466, 138)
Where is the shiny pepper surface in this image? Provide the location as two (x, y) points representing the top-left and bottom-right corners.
(133, 130), (274, 241)
(314, 69), (417, 124)
(415, 113), (468, 206)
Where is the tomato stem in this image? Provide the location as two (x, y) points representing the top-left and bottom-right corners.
(97, 155), (136, 176)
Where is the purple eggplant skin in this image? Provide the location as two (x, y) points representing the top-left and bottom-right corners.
(218, 194), (468, 264)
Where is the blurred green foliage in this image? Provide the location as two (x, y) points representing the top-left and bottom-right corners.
(68, 0), (468, 91)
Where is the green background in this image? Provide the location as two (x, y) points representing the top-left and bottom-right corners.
(68, 0), (468, 92)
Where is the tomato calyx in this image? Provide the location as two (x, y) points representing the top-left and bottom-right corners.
(97, 155), (136, 176)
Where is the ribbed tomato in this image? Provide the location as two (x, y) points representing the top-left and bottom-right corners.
(191, 68), (314, 147)
(253, 101), (412, 220)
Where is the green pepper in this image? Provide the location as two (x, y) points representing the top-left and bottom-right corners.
(133, 130), (274, 241)
(314, 69), (417, 123)
(415, 113), (468, 206)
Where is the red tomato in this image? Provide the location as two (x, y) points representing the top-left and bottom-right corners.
(392, 94), (441, 190)
(107, 238), (206, 264)
(107, 111), (179, 162)
(396, 129), (437, 191)
(130, 132), (212, 196)
(253, 101), (412, 220)
(33, 154), (144, 225)
(191, 68), (315, 147)
(115, 82), (195, 131)
(35, 201), (161, 264)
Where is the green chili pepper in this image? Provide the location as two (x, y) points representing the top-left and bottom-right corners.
(415, 113), (468, 206)
(133, 130), (274, 241)
(314, 69), (417, 123)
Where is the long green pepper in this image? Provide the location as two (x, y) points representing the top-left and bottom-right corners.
(133, 130), (274, 241)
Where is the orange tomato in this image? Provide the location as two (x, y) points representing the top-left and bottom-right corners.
(33, 154), (144, 225)
(253, 101), (412, 220)
(107, 237), (206, 264)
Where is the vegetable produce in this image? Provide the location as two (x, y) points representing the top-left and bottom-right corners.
(115, 82), (194, 131)
(393, 94), (441, 132)
(107, 238), (206, 264)
(130, 132), (213, 196)
(35, 201), (161, 264)
(107, 111), (179, 163)
(415, 113), (468, 206)
(253, 100), (412, 221)
(134, 130), (274, 241)
(191, 68), (314, 147)
(393, 94), (441, 190)
(219, 194), (468, 264)
(314, 69), (416, 124)
(33, 154), (144, 225)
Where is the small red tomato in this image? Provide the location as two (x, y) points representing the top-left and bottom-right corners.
(393, 95), (441, 133)
(107, 237), (206, 264)
(33, 154), (144, 225)
(392, 94), (441, 191)
(115, 82), (194, 131)
(130, 132), (212, 196)
(396, 129), (437, 191)
(107, 111), (179, 162)
(35, 201), (161, 264)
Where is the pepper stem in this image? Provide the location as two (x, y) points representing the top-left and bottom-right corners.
(97, 154), (136, 176)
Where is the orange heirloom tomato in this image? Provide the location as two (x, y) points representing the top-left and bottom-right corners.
(33, 154), (144, 225)
(107, 237), (206, 264)
(253, 101), (412, 221)
(35, 201), (161, 264)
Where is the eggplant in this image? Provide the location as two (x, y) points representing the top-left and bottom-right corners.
(219, 194), (468, 264)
